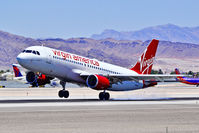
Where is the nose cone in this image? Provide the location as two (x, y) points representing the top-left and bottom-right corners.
(16, 53), (29, 66)
(17, 53), (23, 63)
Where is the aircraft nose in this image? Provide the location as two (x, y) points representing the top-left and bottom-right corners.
(16, 53), (29, 65)
(17, 53), (23, 61)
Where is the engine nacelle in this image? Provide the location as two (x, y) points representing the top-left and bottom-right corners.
(37, 74), (51, 85)
(143, 80), (157, 88)
(86, 75), (110, 90)
(26, 71), (51, 87)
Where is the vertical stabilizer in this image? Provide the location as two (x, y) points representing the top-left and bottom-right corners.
(12, 64), (23, 77)
(131, 39), (159, 74)
(175, 68), (184, 80)
(175, 68), (181, 74)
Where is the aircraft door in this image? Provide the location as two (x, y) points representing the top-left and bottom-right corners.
(46, 54), (52, 64)
(45, 50), (53, 73)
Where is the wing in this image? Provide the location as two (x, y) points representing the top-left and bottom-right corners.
(105, 74), (186, 82)
(74, 69), (186, 83)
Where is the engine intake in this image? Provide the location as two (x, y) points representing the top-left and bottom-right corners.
(26, 71), (37, 83)
(86, 75), (110, 90)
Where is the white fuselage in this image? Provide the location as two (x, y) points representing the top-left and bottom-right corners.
(17, 46), (144, 91)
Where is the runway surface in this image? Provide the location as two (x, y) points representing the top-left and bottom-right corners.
(0, 83), (199, 133)
(1, 101), (199, 133)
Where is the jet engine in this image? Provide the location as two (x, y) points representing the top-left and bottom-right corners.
(26, 71), (51, 87)
(86, 75), (110, 90)
(143, 80), (157, 88)
(26, 71), (37, 83)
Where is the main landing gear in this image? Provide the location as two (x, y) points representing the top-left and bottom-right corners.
(99, 90), (110, 100)
(58, 81), (69, 98)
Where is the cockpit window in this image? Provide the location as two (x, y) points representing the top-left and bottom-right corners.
(36, 51), (40, 55)
(32, 51), (36, 55)
(22, 49), (40, 55)
(26, 50), (32, 53)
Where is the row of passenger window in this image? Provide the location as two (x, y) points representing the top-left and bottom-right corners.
(53, 56), (84, 65)
(53, 56), (120, 74)
(22, 50), (40, 55)
(87, 64), (120, 74)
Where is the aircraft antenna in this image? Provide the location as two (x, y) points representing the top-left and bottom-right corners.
(38, 40), (45, 46)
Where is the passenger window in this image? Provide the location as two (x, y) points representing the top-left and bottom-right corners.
(36, 51), (40, 55)
(32, 51), (36, 54)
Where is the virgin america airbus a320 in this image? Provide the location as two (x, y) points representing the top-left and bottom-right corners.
(16, 39), (182, 100)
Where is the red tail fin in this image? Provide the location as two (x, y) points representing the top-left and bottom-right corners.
(131, 39), (159, 74)
(175, 68), (180, 74)
(175, 68), (183, 80)
(12, 64), (23, 77)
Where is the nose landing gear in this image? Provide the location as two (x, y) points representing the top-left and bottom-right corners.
(58, 90), (69, 98)
(58, 81), (69, 98)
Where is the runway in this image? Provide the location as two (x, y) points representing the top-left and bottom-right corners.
(0, 101), (199, 133)
(0, 83), (199, 133)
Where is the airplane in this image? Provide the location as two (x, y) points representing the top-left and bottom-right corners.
(16, 39), (183, 100)
(12, 64), (59, 87)
(12, 64), (24, 80)
(175, 68), (199, 86)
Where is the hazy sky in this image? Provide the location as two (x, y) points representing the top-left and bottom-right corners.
(0, 0), (198, 39)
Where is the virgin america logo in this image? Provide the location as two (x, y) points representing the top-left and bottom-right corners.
(142, 57), (154, 68)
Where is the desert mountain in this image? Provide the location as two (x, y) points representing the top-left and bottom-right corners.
(92, 24), (199, 44)
(0, 30), (199, 72)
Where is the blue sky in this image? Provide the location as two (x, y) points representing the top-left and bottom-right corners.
(0, 0), (198, 39)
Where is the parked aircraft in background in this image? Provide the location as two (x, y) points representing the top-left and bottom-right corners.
(12, 64), (24, 80)
(175, 68), (199, 86)
(12, 64), (59, 87)
(16, 39), (182, 100)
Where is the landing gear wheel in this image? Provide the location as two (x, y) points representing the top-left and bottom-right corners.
(63, 90), (69, 98)
(58, 90), (64, 98)
(58, 81), (69, 98)
(99, 92), (104, 100)
(104, 92), (110, 100)
(99, 92), (110, 100)
(58, 90), (69, 98)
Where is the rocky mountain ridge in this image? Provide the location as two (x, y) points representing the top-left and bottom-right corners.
(0, 30), (199, 72)
(92, 24), (199, 44)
